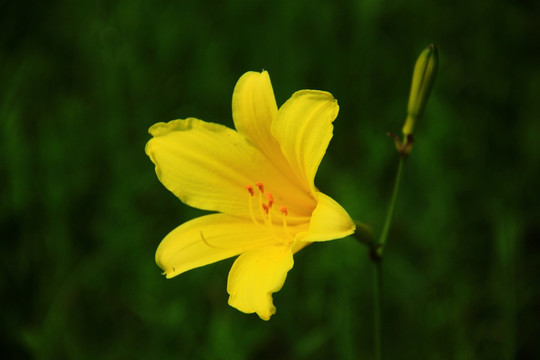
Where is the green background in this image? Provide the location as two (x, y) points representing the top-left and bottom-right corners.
(1, 0), (538, 359)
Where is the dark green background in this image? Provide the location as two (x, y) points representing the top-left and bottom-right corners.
(1, 0), (538, 359)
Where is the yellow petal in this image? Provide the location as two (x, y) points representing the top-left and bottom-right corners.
(298, 192), (356, 242)
(227, 244), (294, 320)
(156, 214), (277, 279)
(271, 90), (339, 193)
(232, 71), (310, 203)
(146, 118), (268, 217)
(146, 118), (317, 218)
(291, 240), (311, 254)
(232, 71), (279, 158)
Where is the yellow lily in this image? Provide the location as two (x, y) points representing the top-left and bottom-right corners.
(145, 71), (355, 320)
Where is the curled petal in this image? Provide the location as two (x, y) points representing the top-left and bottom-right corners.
(272, 90), (339, 193)
(298, 192), (356, 242)
(227, 245), (294, 320)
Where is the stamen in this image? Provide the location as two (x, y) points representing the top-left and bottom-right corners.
(257, 187), (266, 219)
(247, 189), (263, 226)
(266, 192), (274, 208)
(280, 206), (294, 242)
(266, 202), (273, 226)
(244, 184), (294, 244)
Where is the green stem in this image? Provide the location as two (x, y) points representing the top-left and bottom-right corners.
(371, 156), (405, 360)
(373, 261), (382, 360)
(377, 157), (405, 255)
(352, 220), (374, 247)
(353, 155), (406, 360)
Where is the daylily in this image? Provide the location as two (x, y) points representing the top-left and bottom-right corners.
(145, 71), (355, 320)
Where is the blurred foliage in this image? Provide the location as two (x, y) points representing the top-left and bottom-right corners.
(1, 0), (539, 359)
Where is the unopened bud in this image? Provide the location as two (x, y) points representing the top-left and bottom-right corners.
(403, 44), (438, 136)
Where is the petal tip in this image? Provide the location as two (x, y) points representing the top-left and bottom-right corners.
(160, 268), (176, 279)
(258, 308), (275, 321)
(300, 192), (356, 242)
(148, 119), (189, 137)
(148, 121), (171, 137)
(160, 261), (181, 279)
(235, 70), (271, 88)
(227, 294), (276, 321)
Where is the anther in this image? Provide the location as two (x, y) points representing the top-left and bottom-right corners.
(244, 183), (293, 243)
(266, 192), (274, 208)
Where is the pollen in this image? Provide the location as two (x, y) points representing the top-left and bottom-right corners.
(245, 185), (254, 197)
(255, 181), (264, 193)
(280, 206), (288, 216)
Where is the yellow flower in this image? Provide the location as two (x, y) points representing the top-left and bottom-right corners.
(145, 71), (355, 320)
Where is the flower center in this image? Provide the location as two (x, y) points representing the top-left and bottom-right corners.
(245, 182), (294, 245)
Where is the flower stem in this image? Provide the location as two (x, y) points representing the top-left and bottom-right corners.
(352, 154), (406, 360)
(372, 261), (382, 360)
(377, 157), (404, 256)
(352, 219), (374, 247)
(372, 156), (405, 360)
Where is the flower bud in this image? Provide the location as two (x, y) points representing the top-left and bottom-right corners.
(402, 44), (438, 136)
